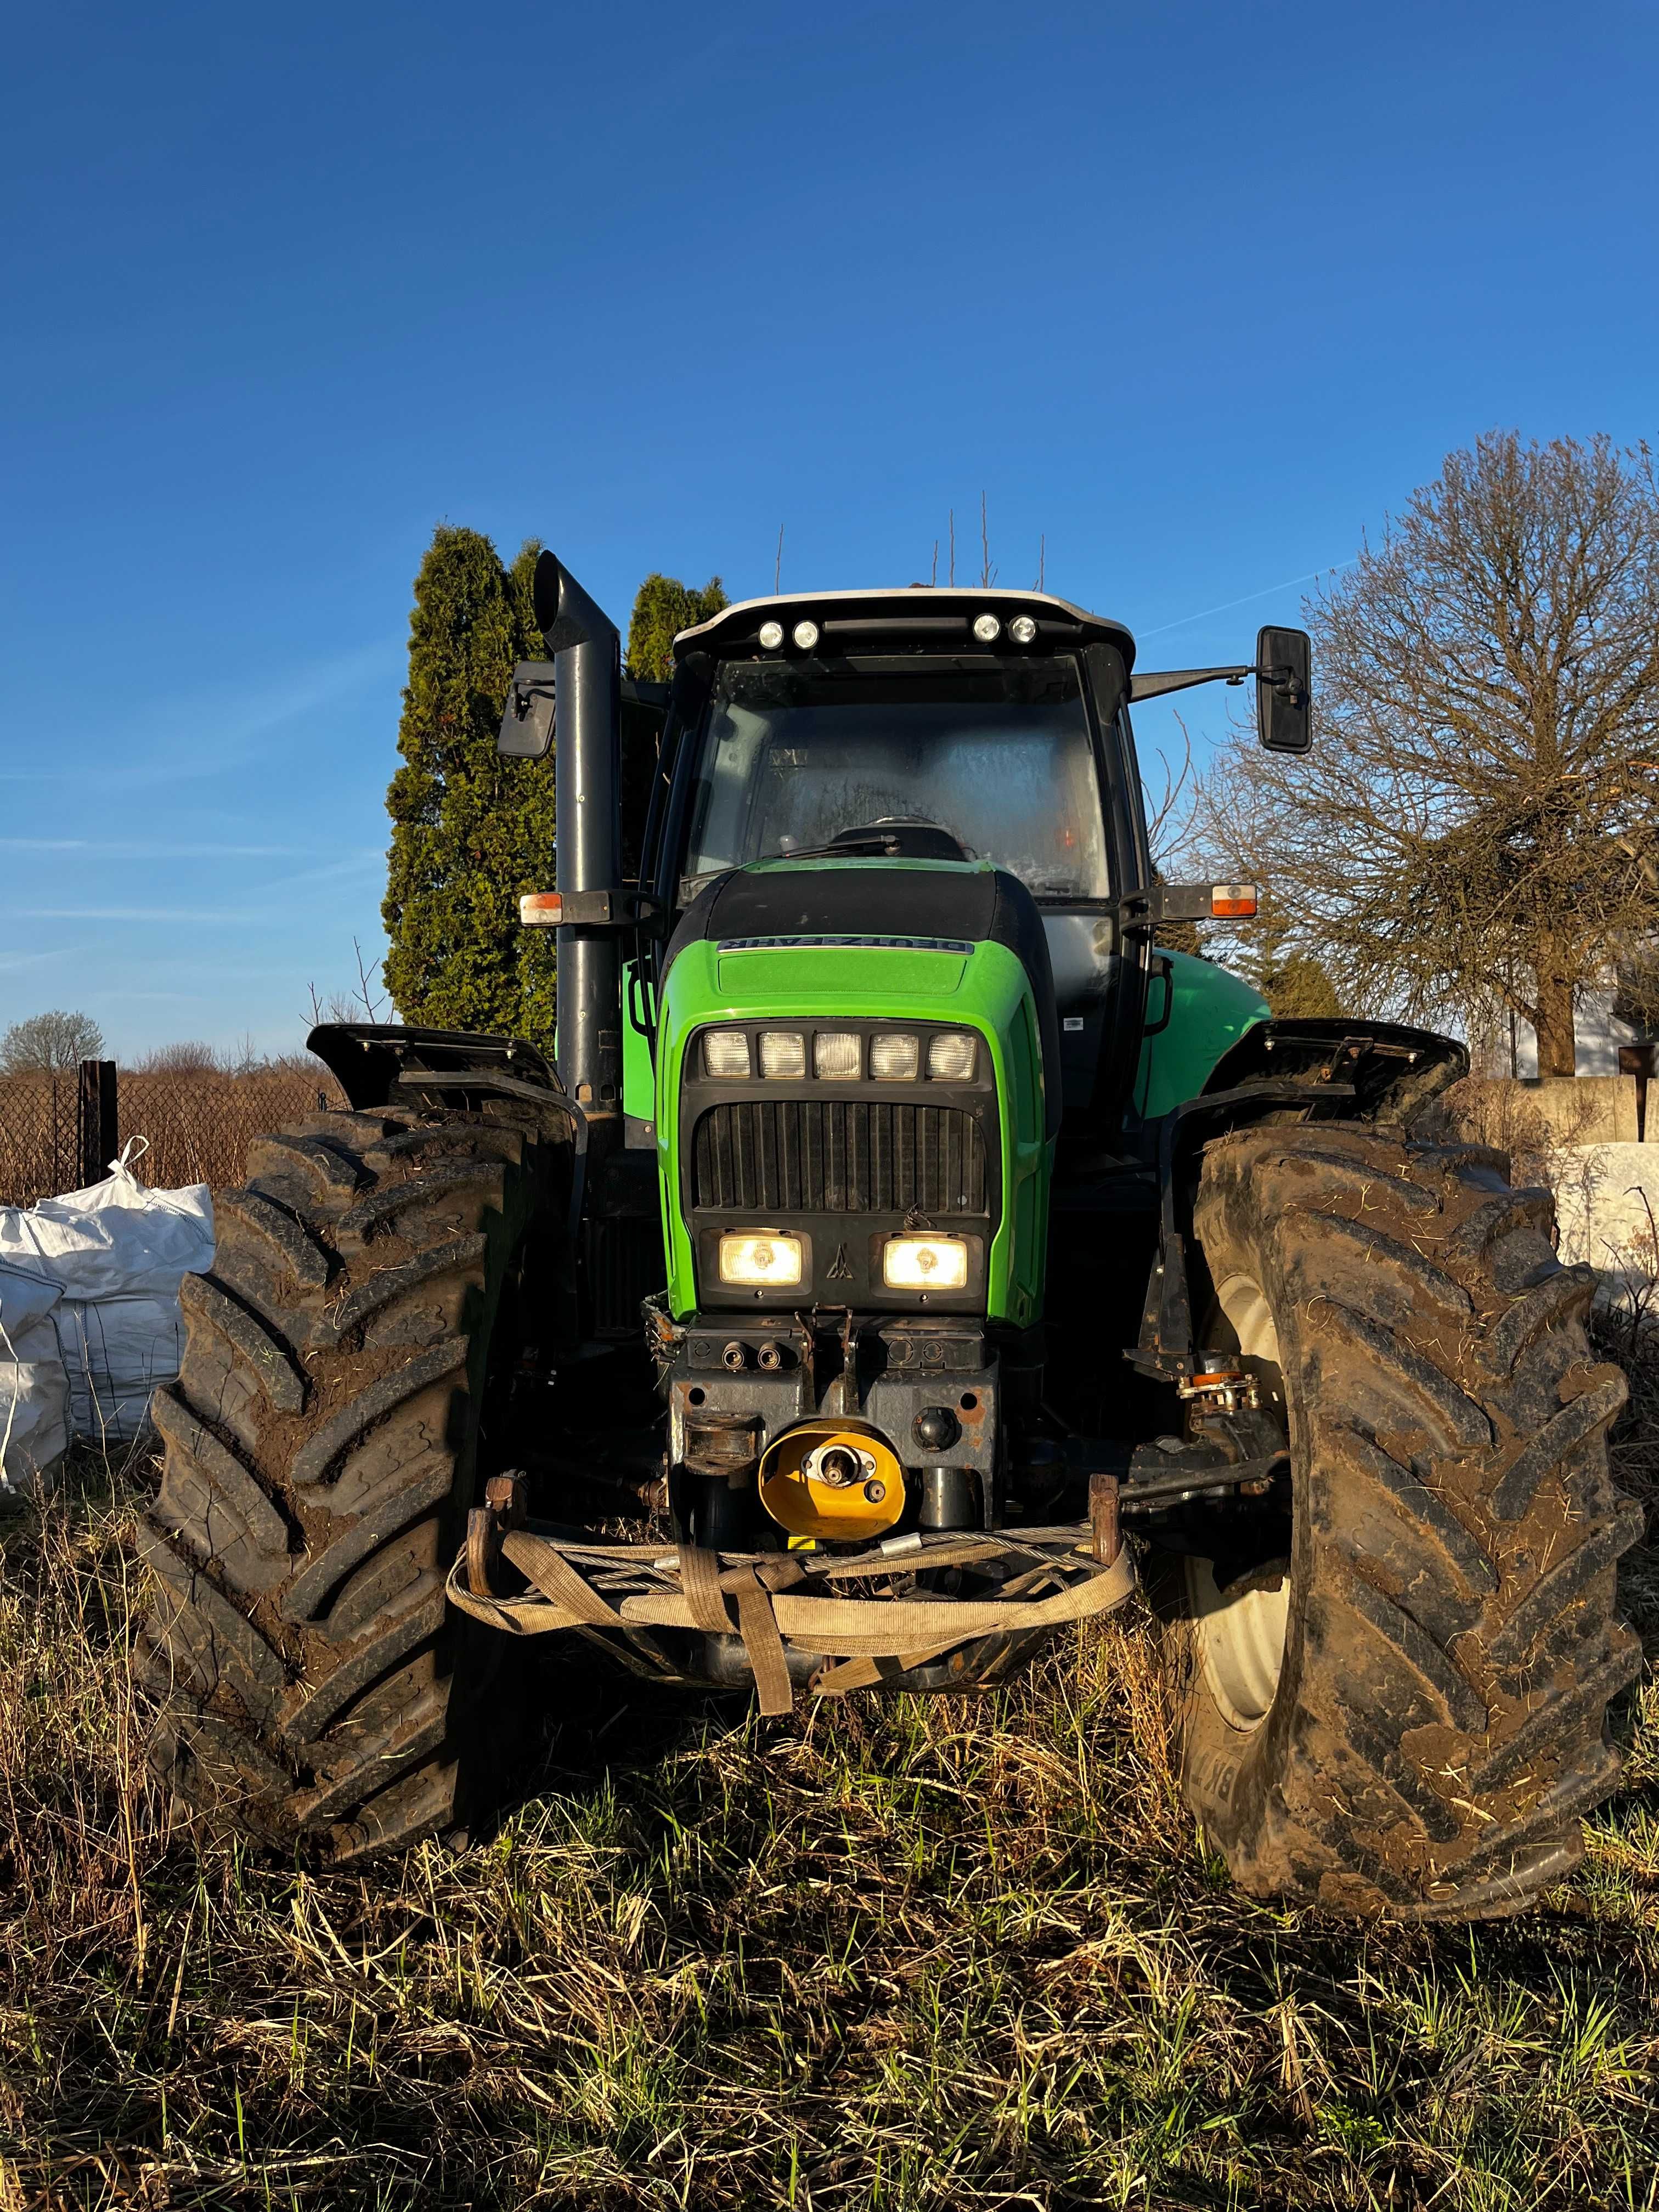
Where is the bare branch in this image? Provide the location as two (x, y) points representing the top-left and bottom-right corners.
(1192, 433), (1659, 1071)
(1143, 712), (1195, 868)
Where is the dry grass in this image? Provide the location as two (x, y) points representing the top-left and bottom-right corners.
(1426, 1076), (1605, 1193)
(0, 1068), (345, 1207)
(2, 1421), (1657, 2210)
(114, 1071), (343, 1195)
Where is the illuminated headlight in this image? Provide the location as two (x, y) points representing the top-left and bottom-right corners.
(758, 1030), (806, 1079)
(973, 612), (1001, 643)
(792, 619), (820, 650)
(1009, 614), (1037, 645)
(758, 620), (785, 650)
(704, 1029), (752, 1078)
(813, 1031), (861, 1079)
(719, 1232), (804, 1286)
(883, 1235), (969, 1290)
(868, 1032), (919, 1080)
(926, 1031), (976, 1081)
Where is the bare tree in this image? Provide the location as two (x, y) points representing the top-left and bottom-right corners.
(306, 938), (388, 1030)
(0, 1009), (103, 1073)
(1193, 433), (1659, 1073)
(1143, 712), (1196, 868)
(1613, 940), (1659, 1038)
(130, 1040), (218, 1074)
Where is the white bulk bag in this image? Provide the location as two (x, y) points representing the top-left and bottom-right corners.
(0, 1140), (214, 1464)
(0, 1144), (213, 1301)
(0, 1264), (65, 1335)
(0, 1287), (68, 1498)
(0, 1356), (70, 1502)
(53, 1294), (189, 1446)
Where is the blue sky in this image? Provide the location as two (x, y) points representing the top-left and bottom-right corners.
(3, 0), (1655, 1060)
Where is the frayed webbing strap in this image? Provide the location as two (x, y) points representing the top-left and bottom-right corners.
(445, 1528), (1137, 1709)
(500, 1531), (629, 1628)
(678, 1545), (794, 1709)
(677, 1543), (733, 1634)
(729, 1565), (794, 1715)
(810, 1643), (964, 1696)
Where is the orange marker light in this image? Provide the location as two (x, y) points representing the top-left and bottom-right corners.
(519, 893), (562, 926)
(1210, 883), (1258, 918)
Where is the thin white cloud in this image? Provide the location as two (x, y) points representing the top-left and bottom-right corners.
(0, 640), (399, 789)
(251, 852), (387, 895)
(13, 853), (384, 924)
(1137, 561), (1356, 640)
(14, 910), (273, 924)
(0, 946), (80, 973)
(0, 838), (315, 857)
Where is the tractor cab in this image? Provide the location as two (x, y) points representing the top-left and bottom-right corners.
(641, 588), (1156, 1142)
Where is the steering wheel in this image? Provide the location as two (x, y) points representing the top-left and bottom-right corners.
(830, 817), (971, 861)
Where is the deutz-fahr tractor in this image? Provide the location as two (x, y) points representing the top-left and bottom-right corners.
(143, 555), (1643, 1917)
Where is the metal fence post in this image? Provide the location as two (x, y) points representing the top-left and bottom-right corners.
(76, 1059), (119, 1187)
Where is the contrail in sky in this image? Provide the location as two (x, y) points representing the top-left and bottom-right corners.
(1138, 561), (1355, 640)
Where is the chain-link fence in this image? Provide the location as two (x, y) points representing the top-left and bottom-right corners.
(0, 1062), (347, 1206)
(0, 1073), (81, 1207)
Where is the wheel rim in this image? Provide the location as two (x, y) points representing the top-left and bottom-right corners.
(1186, 1269), (1291, 1731)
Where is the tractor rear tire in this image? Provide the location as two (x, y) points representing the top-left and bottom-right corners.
(139, 1106), (551, 1864)
(1172, 1122), (1645, 1918)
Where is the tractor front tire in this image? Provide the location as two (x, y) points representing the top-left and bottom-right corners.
(139, 1107), (549, 1864)
(1172, 1122), (1645, 1918)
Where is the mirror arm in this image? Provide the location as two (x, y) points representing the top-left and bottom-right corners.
(1128, 664), (1252, 701)
(1130, 662), (1302, 703)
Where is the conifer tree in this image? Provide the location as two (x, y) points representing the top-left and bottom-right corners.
(1239, 918), (1343, 1020)
(625, 573), (727, 681)
(382, 528), (558, 1048)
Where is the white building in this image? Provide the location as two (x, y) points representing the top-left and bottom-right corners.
(1503, 981), (1643, 1079)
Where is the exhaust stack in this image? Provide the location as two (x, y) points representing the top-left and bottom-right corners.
(532, 551), (622, 1113)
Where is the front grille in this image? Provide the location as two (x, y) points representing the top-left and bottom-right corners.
(692, 1099), (989, 1215)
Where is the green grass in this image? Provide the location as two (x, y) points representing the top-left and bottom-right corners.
(3, 1413), (1657, 2211)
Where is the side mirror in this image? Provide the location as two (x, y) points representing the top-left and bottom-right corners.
(497, 661), (557, 758)
(1255, 626), (1312, 754)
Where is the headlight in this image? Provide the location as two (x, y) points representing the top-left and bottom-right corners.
(758, 1030), (806, 1079)
(704, 1030), (752, 1079)
(719, 1232), (804, 1286)
(812, 1031), (861, 1079)
(883, 1235), (969, 1290)
(868, 1032), (919, 1080)
(926, 1031), (976, 1081)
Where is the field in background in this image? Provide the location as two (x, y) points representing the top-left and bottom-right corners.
(2, 1306), (1656, 2211)
(0, 1065), (345, 1206)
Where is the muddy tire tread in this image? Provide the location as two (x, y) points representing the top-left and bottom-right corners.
(1177, 1121), (1645, 1918)
(141, 1106), (545, 1864)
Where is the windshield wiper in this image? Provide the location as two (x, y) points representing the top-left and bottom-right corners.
(763, 832), (904, 861)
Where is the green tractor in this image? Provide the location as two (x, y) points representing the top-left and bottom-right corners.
(143, 557), (1643, 1916)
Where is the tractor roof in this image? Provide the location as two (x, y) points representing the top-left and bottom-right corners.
(674, 587), (1137, 672)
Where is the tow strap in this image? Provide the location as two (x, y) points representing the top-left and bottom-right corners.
(445, 1523), (1137, 1714)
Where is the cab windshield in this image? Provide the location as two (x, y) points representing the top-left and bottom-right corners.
(682, 654), (1111, 901)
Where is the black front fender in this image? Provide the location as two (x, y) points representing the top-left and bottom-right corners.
(307, 1022), (575, 1128)
(1203, 1018), (1466, 1125)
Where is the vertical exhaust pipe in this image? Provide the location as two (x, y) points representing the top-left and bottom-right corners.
(532, 551), (622, 1113)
